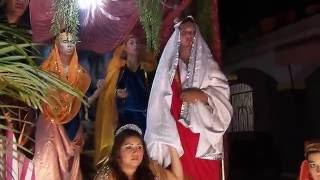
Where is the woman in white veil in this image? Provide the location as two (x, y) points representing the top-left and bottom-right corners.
(145, 16), (233, 180)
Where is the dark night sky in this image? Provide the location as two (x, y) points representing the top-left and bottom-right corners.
(218, 0), (320, 46)
(219, 0), (317, 32)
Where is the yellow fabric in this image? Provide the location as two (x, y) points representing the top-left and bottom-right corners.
(95, 45), (126, 164)
(41, 44), (91, 124)
(94, 45), (157, 164)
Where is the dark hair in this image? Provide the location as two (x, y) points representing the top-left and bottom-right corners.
(179, 16), (196, 32)
(108, 129), (155, 180)
(120, 34), (144, 61)
(1, 0), (31, 29)
(181, 16), (196, 24)
(180, 16), (195, 25)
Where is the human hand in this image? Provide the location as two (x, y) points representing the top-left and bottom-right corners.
(96, 79), (104, 89)
(87, 96), (94, 105)
(73, 137), (84, 147)
(116, 88), (128, 98)
(87, 79), (104, 105)
(181, 88), (208, 104)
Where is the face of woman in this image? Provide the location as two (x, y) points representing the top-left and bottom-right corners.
(6, 0), (29, 20)
(308, 153), (320, 180)
(118, 136), (144, 169)
(125, 37), (139, 56)
(57, 32), (76, 57)
(179, 22), (196, 49)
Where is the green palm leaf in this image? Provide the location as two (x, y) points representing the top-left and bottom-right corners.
(0, 24), (86, 108)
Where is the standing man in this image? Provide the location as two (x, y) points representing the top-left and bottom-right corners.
(145, 16), (232, 180)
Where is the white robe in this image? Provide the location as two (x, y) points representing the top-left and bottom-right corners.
(145, 21), (233, 167)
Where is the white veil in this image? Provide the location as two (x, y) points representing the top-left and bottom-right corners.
(145, 17), (233, 167)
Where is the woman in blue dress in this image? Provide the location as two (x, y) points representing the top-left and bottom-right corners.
(94, 34), (156, 163)
(116, 35), (154, 133)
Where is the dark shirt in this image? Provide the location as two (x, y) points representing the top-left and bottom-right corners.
(116, 66), (154, 133)
(117, 66), (151, 112)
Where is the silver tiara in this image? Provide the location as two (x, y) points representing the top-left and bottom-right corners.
(115, 124), (142, 137)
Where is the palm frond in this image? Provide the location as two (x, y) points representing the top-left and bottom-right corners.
(0, 62), (86, 110)
(0, 24), (87, 109)
(51, 0), (79, 42)
(137, 0), (162, 54)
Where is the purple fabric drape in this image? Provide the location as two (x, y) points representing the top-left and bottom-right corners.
(30, 0), (139, 54)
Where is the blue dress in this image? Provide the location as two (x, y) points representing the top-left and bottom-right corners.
(116, 66), (152, 134)
(64, 113), (81, 140)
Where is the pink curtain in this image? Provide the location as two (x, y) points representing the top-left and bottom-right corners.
(30, 0), (139, 54)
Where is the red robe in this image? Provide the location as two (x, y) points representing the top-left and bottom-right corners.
(170, 69), (221, 180)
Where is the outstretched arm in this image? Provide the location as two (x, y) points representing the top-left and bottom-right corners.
(164, 146), (183, 180)
(88, 79), (104, 105)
